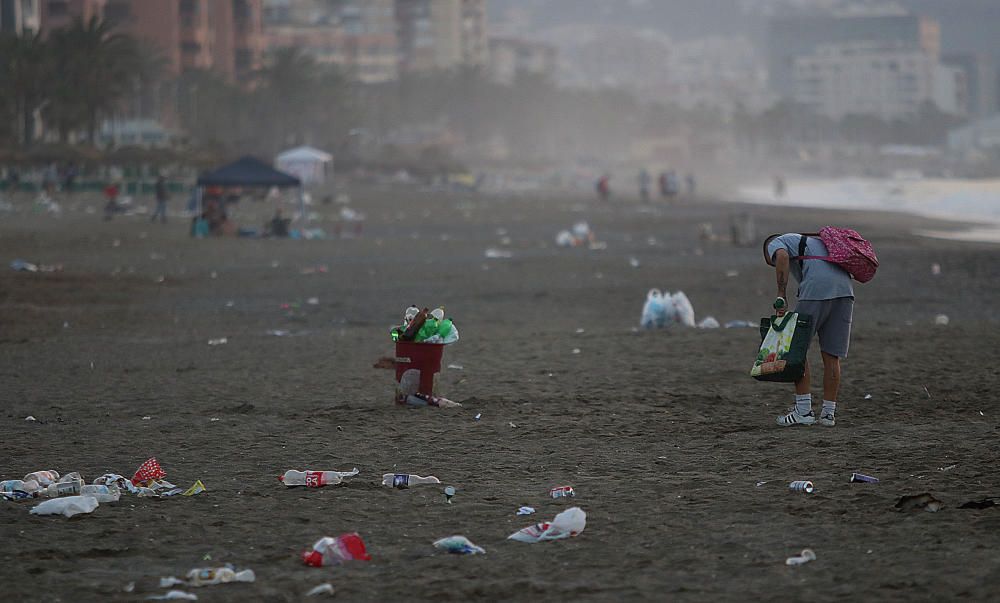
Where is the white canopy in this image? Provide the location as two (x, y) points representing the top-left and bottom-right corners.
(275, 146), (333, 185)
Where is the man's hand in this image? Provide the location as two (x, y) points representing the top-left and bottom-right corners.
(774, 296), (787, 317)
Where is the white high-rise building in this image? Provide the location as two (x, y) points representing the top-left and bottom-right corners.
(792, 41), (964, 120)
(0, 0), (40, 35)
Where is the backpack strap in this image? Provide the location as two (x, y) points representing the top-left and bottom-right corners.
(797, 235), (808, 270)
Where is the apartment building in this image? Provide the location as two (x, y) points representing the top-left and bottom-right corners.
(263, 0), (397, 84)
(395, 0), (486, 74)
(38, 0), (263, 82)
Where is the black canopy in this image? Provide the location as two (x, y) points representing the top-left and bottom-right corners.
(197, 156), (301, 188)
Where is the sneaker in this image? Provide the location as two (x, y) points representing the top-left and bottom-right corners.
(818, 412), (836, 427)
(776, 409), (816, 427)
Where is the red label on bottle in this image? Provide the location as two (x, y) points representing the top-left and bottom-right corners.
(305, 472), (322, 487)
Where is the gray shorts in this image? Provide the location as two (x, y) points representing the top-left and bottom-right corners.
(794, 297), (854, 358)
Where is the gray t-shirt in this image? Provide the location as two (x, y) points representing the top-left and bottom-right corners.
(768, 234), (854, 301)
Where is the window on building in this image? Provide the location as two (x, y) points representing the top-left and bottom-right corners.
(46, 1), (68, 18)
(104, 1), (132, 24)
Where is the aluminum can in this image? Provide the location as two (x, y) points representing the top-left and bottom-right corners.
(850, 472), (879, 484)
(549, 485), (575, 498)
(789, 480), (814, 493)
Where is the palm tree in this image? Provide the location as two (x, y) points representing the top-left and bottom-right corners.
(0, 32), (52, 147)
(45, 17), (143, 143)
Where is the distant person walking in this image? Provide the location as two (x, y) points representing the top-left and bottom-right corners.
(686, 173), (696, 197)
(773, 175), (786, 199)
(763, 233), (855, 428)
(638, 168), (651, 203)
(152, 175), (169, 223)
(103, 181), (121, 221)
(596, 174), (611, 202)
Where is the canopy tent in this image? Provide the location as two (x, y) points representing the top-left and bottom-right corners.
(194, 156), (304, 226)
(197, 155), (301, 188)
(275, 146), (333, 186)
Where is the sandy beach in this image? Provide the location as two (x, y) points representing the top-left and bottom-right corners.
(2, 188), (999, 602)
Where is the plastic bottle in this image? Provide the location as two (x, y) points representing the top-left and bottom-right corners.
(185, 566), (256, 586)
(430, 307), (445, 321)
(416, 318), (439, 342)
(41, 479), (83, 498)
(23, 470), (60, 486)
(381, 473), (441, 489)
(301, 533), (371, 567)
(279, 468), (359, 487)
(640, 289), (666, 328)
(1, 479), (39, 494)
(401, 308), (429, 341)
(80, 484), (121, 503)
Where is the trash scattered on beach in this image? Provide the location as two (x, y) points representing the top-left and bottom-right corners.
(444, 486), (456, 503)
(640, 289), (696, 328)
(182, 481), (206, 496)
(935, 314), (949, 326)
(789, 481), (814, 493)
(382, 474), (440, 489)
(785, 549), (816, 566)
(556, 222), (596, 247)
(147, 591), (197, 601)
(509, 507), (587, 543)
(433, 535), (485, 555)
(517, 506), (536, 515)
(509, 422), (517, 428)
(207, 338), (228, 346)
(549, 485), (575, 499)
(724, 320), (756, 328)
(474, 413), (482, 421)
(10, 259), (63, 272)
(24, 415), (36, 422)
(30, 495), (99, 517)
(697, 316), (720, 329)
(306, 583), (335, 597)
(895, 493), (943, 512)
(447, 363), (464, 370)
(923, 386), (932, 398)
(939, 464), (957, 472)
(850, 473), (879, 484)
(572, 348), (581, 354)
(629, 257), (640, 268)
(931, 263), (941, 275)
(160, 566), (256, 588)
(755, 481), (767, 487)
(302, 533), (371, 567)
(864, 393), (873, 400)
(958, 498), (997, 510)
(280, 469), (359, 488)
(484, 248), (512, 259)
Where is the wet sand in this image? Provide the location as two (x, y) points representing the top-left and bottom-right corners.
(1, 189), (999, 601)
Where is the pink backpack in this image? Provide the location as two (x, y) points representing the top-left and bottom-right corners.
(797, 227), (879, 283)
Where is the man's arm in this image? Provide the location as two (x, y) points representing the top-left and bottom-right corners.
(774, 248), (790, 300)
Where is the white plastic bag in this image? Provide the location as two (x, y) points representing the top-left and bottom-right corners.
(672, 291), (696, 327)
(508, 507), (587, 543)
(30, 495), (99, 517)
(697, 316), (720, 329)
(640, 289), (666, 328)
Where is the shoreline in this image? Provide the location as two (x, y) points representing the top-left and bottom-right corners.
(731, 177), (1000, 244)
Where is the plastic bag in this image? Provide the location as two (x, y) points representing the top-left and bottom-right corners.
(671, 291), (695, 327)
(640, 289), (668, 328)
(508, 507), (586, 543)
(433, 535), (486, 555)
(30, 495), (99, 517)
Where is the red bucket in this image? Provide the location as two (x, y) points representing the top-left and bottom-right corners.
(394, 341), (445, 400)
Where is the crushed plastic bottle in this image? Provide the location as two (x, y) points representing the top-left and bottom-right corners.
(509, 507), (587, 543)
(302, 533), (371, 567)
(80, 484), (121, 503)
(381, 473), (440, 489)
(785, 548), (817, 566)
(279, 468), (359, 487)
(306, 583), (335, 597)
(433, 536), (485, 555)
(30, 495), (99, 517)
(41, 477), (83, 498)
(184, 566), (256, 587)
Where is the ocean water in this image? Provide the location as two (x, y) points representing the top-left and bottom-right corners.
(737, 178), (1000, 243)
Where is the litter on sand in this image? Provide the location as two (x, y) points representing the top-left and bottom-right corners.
(785, 549), (816, 566)
(508, 507), (586, 543)
(433, 535), (486, 555)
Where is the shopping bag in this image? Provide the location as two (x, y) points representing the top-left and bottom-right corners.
(750, 312), (812, 382)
